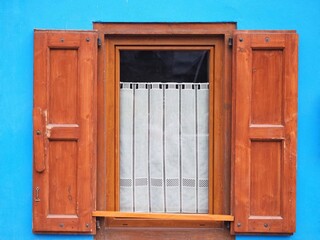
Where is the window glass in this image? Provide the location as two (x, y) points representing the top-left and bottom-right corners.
(120, 50), (208, 83)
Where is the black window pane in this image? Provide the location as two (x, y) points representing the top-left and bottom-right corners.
(120, 51), (209, 83)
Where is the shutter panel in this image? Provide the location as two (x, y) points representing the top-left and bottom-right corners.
(33, 30), (97, 233)
(232, 32), (297, 234)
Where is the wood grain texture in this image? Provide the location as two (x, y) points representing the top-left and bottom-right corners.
(251, 50), (283, 124)
(250, 141), (281, 216)
(92, 211), (234, 221)
(94, 23), (235, 233)
(232, 31), (297, 234)
(100, 227), (234, 240)
(33, 30), (97, 233)
(49, 49), (78, 124)
(96, 31), (107, 212)
(49, 141), (77, 215)
(94, 22), (236, 35)
(104, 35), (226, 229)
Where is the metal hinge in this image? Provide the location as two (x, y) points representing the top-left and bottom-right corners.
(97, 37), (102, 47)
(96, 219), (101, 230)
(228, 37), (233, 47)
(225, 221), (230, 229)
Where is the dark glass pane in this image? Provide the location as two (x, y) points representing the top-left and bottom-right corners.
(120, 50), (208, 83)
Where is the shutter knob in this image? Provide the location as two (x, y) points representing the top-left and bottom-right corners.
(36, 130), (41, 135)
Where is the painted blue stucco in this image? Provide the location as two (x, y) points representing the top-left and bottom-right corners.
(0, 0), (319, 239)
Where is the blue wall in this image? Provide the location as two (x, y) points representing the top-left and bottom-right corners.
(0, 0), (319, 239)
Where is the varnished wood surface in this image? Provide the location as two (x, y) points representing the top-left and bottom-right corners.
(94, 22), (236, 35)
(33, 30), (97, 233)
(232, 31), (297, 234)
(97, 30), (107, 212)
(101, 228), (234, 240)
(93, 22), (234, 233)
(95, 215), (233, 240)
(31, 24), (299, 238)
(93, 211), (234, 221)
(102, 34), (229, 228)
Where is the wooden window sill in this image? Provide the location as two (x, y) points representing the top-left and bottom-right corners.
(93, 211), (234, 222)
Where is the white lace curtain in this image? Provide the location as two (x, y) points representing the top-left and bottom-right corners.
(120, 82), (209, 213)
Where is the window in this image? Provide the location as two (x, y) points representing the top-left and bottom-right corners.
(33, 24), (297, 238)
(98, 33), (231, 232)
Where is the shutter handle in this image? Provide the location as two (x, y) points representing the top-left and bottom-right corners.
(33, 107), (46, 173)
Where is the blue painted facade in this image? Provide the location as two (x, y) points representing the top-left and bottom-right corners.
(0, 0), (319, 239)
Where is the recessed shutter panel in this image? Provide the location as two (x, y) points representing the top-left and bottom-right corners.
(232, 32), (297, 234)
(33, 30), (97, 233)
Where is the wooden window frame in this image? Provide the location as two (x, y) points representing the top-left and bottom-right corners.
(93, 23), (235, 237)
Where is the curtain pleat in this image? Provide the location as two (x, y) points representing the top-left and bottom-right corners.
(197, 84), (209, 213)
(149, 84), (165, 212)
(181, 84), (197, 213)
(120, 83), (134, 212)
(164, 84), (180, 212)
(134, 84), (149, 212)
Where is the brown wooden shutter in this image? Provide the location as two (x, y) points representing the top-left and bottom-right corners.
(33, 30), (97, 233)
(232, 31), (297, 234)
